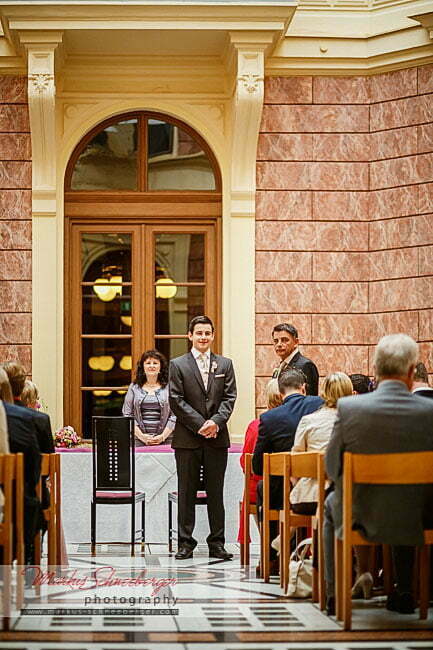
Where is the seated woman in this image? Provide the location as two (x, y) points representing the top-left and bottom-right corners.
(122, 349), (176, 446)
(237, 379), (282, 545)
(290, 371), (353, 515)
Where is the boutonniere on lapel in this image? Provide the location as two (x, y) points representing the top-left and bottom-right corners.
(211, 361), (218, 374)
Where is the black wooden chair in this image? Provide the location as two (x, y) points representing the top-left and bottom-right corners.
(168, 465), (207, 553)
(91, 416), (145, 556)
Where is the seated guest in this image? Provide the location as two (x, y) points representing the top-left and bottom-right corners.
(237, 379), (282, 545)
(412, 362), (433, 399)
(253, 369), (323, 571)
(123, 349), (176, 446)
(271, 323), (319, 395)
(3, 363), (55, 457)
(349, 373), (372, 395)
(291, 372), (353, 515)
(0, 399), (10, 521)
(0, 368), (41, 563)
(324, 334), (433, 615)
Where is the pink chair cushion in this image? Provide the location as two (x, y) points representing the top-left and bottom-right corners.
(96, 490), (141, 498)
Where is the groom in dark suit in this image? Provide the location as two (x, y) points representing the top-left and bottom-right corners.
(169, 315), (237, 560)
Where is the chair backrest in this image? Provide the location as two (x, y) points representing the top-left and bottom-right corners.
(290, 451), (319, 479)
(0, 454), (14, 533)
(263, 452), (290, 512)
(92, 416), (135, 493)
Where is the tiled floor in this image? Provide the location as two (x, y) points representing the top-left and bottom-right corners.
(0, 543), (432, 649)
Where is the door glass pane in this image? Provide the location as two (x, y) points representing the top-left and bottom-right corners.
(82, 288), (132, 334)
(71, 119), (138, 190)
(148, 119), (216, 190)
(81, 233), (132, 282)
(82, 338), (131, 387)
(82, 390), (127, 438)
(155, 286), (204, 335)
(156, 338), (189, 361)
(155, 233), (204, 283)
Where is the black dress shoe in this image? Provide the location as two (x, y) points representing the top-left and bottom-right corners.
(386, 590), (415, 614)
(209, 545), (233, 560)
(326, 596), (335, 616)
(175, 545), (194, 560)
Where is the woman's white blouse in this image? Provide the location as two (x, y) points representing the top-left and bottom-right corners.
(290, 406), (336, 505)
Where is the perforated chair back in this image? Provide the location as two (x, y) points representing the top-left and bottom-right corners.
(92, 416), (135, 493)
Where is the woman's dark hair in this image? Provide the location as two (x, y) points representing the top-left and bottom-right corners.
(133, 349), (168, 388)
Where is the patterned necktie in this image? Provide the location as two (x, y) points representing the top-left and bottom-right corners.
(198, 353), (209, 389)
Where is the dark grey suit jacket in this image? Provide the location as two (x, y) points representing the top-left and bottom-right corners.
(169, 351), (237, 448)
(325, 380), (433, 545)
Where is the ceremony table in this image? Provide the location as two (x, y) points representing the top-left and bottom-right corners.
(58, 444), (257, 544)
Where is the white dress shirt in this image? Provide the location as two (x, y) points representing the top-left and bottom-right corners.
(191, 347), (210, 388)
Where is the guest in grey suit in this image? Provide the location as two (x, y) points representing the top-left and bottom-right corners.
(324, 334), (433, 615)
(169, 316), (237, 560)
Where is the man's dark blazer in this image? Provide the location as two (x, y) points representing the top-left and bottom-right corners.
(14, 400), (55, 454)
(325, 380), (433, 546)
(273, 351), (319, 396)
(413, 388), (433, 399)
(169, 351), (237, 448)
(253, 393), (323, 476)
(4, 402), (41, 494)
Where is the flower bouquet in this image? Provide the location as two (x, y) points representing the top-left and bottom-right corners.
(54, 425), (80, 448)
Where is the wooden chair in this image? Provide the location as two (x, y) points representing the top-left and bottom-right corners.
(0, 454), (15, 624)
(239, 454), (258, 566)
(337, 450), (433, 630)
(262, 452), (290, 582)
(279, 452), (325, 598)
(14, 453), (25, 610)
(34, 453), (61, 568)
(91, 416), (145, 556)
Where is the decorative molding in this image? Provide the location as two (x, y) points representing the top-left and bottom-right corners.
(29, 72), (54, 93)
(410, 11), (433, 41)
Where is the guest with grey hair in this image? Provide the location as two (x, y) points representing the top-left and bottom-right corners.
(323, 334), (433, 615)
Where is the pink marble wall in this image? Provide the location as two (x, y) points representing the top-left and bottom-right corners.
(0, 77), (31, 373)
(256, 64), (433, 409)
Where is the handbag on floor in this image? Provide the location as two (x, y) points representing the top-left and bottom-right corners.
(287, 537), (313, 598)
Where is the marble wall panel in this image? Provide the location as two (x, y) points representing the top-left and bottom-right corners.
(313, 76), (370, 104)
(261, 104), (369, 133)
(256, 344), (277, 375)
(256, 220), (368, 251)
(0, 190), (31, 220)
(418, 183), (433, 214)
(418, 124), (433, 154)
(368, 185), (418, 220)
(310, 162), (369, 190)
(312, 191), (369, 221)
(419, 309), (433, 341)
(370, 127), (417, 160)
(0, 105), (30, 132)
(0, 281), (32, 312)
(256, 376), (270, 408)
(419, 245), (433, 276)
(312, 252), (368, 282)
(419, 342), (433, 372)
(0, 251), (31, 279)
(257, 133), (313, 161)
(0, 221), (31, 249)
(0, 313), (31, 344)
(312, 133), (369, 162)
(256, 251), (312, 281)
(369, 67), (417, 103)
(369, 214), (433, 250)
(256, 190), (312, 220)
(0, 134), (31, 161)
(369, 277), (433, 312)
(0, 161), (31, 189)
(312, 311), (418, 345)
(417, 153), (433, 185)
(370, 155), (420, 190)
(370, 96), (420, 131)
(369, 248), (418, 281)
(0, 344), (31, 370)
(255, 313), (312, 344)
(264, 76), (312, 104)
(419, 94), (433, 123)
(0, 77), (27, 104)
(418, 64), (433, 94)
(302, 344), (369, 375)
(256, 281), (368, 313)
(256, 162), (310, 190)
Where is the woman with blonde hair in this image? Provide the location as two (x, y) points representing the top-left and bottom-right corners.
(237, 379), (282, 545)
(290, 372), (353, 515)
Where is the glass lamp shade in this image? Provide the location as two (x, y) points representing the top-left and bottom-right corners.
(155, 277), (177, 299)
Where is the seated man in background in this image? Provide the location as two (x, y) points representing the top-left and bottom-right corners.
(271, 323), (319, 395)
(253, 368), (323, 571)
(324, 334), (433, 615)
(349, 373), (372, 395)
(412, 361), (433, 399)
